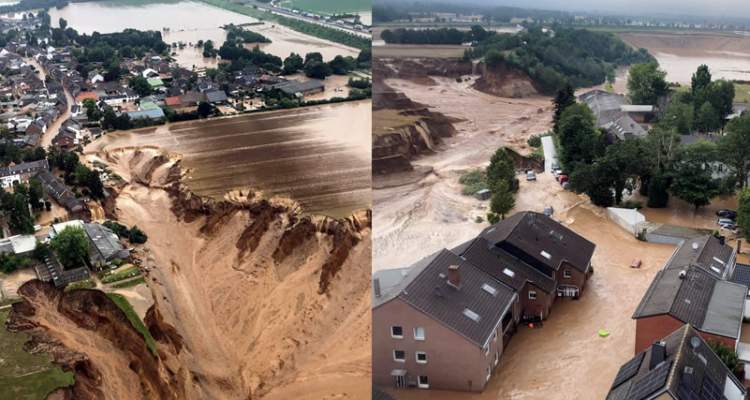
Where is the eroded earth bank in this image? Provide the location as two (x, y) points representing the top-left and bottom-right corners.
(7, 148), (372, 400)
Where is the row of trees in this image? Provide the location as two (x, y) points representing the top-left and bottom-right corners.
(281, 49), (371, 78)
(381, 26), (491, 45)
(465, 26), (653, 94)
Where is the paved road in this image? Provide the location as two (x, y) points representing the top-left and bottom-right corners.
(251, 0), (370, 38)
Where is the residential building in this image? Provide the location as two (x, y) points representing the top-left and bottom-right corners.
(271, 79), (325, 97)
(49, 220), (130, 268)
(632, 235), (745, 354)
(607, 324), (746, 400)
(0, 159), (48, 188)
(0, 234), (37, 256)
(373, 249), (519, 392)
(579, 89), (648, 141)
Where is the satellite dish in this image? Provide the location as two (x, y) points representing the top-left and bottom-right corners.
(690, 336), (700, 349)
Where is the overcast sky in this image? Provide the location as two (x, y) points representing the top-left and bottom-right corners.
(464, 0), (750, 20)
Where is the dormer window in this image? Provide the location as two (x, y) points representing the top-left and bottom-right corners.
(541, 250), (551, 260)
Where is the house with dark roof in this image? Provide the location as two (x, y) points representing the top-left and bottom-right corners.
(0, 159), (48, 188)
(372, 249), (519, 392)
(271, 79), (325, 97)
(464, 212), (595, 307)
(579, 89), (648, 141)
(633, 236), (745, 354)
(607, 324), (746, 400)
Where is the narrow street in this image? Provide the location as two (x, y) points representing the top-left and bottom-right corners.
(25, 56), (73, 148)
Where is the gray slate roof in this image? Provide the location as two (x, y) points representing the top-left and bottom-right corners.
(483, 211), (595, 274)
(459, 236), (557, 294)
(607, 324), (746, 400)
(0, 159), (48, 178)
(84, 223), (129, 261)
(667, 235), (735, 279)
(633, 264), (746, 339)
(272, 79), (325, 95)
(399, 249), (516, 347)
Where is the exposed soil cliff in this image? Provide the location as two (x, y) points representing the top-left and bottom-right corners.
(372, 57), (539, 176)
(8, 148), (372, 400)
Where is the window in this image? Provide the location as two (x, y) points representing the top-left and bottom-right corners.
(502, 268), (515, 278)
(528, 290), (537, 300)
(391, 326), (403, 339)
(486, 366), (491, 382)
(492, 332), (497, 342)
(540, 250), (551, 260)
(416, 351), (427, 364)
(413, 327), (425, 341)
(463, 308), (481, 322)
(484, 345), (490, 356)
(563, 269), (572, 279)
(418, 375), (429, 389)
(393, 350), (406, 362)
(494, 351), (500, 366)
(482, 283), (498, 296)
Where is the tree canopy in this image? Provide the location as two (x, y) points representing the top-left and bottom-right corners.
(50, 226), (89, 270)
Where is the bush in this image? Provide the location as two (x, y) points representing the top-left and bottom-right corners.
(459, 169), (488, 196)
(527, 134), (543, 148)
(487, 213), (500, 224)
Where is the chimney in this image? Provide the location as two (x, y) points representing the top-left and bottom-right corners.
(718, 236), (725, 246)
(650, 341), (666, 369)
(373, 278), (381, 298)
(447, 265), (461, 288)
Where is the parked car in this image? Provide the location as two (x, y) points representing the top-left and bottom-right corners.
(559, 174), (569, 185)
(720, 222), (738, 231)
(716, 209), (737, 220)
(718, 217), (735, 226)
(526, 170), (537, 181)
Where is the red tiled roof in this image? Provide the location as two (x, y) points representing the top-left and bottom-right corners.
(75, 92), (98, 102)
(165, 96), (181, 106)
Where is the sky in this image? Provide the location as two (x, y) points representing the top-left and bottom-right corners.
(450, 0), (750, 20)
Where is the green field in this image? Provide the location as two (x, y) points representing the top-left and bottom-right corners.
(734, 83), (750, 103)
(106, 293), (157, 356)
(0, 309), (75, 400)
(279, 0), (370, 14)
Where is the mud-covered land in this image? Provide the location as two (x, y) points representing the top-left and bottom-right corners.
(87, 102), (371, 219)
(8, 148), (372, 400)
(372, 57), (540, 179)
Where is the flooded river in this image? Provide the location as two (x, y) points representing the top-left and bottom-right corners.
(49, 0), (359, 69)
(619, 31), (750, 84)
(88, 101), (371, 218)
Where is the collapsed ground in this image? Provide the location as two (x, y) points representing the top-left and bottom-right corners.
(6, 147), (372, 400)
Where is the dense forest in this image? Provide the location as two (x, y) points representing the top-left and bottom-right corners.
(224, 24), (271, 44)
(466, 26), (653, 93)
(381, 26), (490, 45)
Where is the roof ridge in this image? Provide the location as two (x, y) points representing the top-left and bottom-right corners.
(664, 324), (690, 393)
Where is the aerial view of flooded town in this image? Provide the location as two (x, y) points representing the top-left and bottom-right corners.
(0, 0), (372, 399)
(371, 0), (750, 400)
(7, 0), (750, 399)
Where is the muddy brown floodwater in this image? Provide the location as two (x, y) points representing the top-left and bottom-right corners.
(87, 101), (371, 218)
(618, 31), (750, 84)
(372, 65), (691, 399)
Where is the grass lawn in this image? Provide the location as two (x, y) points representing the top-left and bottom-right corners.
(100, 266), (141, 284)
(279, 0), (370, 14)
(0, 309), (74, 400)
(734, 83), (750, 103)
(111, 276), (146, 289)
(106, 293), (157, 356)
(63, 279), (95, 291)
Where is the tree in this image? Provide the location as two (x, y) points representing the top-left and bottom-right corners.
(304, 52), (323, 65)
(708, 340), (738, 372)
(128, 76), (152, 97)
(58, 17), (67, 30)
(328, 55), (354, 75)
(484, 49), (504, 67)
(203, 40), (216, 58)
(627, 62), (668, 105)
(489, 180), (515, 219)
(282, 52), (303, 75)
(304, 60), (331, 79)
(557, 103), (601, 168)
(670, 141), (720, 209)
(691, 64), (711, 97)
(552, 84), (575, 132)
(737, 187), (750, 236)
(1, 190), (34, 234)
(703, 80), (735, 122)
(486, 147), (516, 192)
(659, 98), (693, 135)
(719, 113), (750, 188)
(647, 173), (670, 208)
(197, 101), (212, 118)
(695, 101), (721, 133)
(50, 226), (89, 270)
